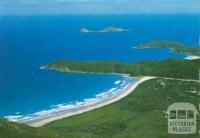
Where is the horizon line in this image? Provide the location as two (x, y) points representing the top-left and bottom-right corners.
(0, 12), (199, 16)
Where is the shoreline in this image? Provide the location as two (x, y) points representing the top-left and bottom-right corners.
(40, 65), (132, 77)
(27, 76), (155, 127)
(32, 54), (200, 127)
(184, 55), (200, 60)
(5, 70), (132, 124)
(132, 45), (200, 60)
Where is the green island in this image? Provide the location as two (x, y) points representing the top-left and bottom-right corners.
(141, 40), (200, 56)
(1, 40), (200, 138)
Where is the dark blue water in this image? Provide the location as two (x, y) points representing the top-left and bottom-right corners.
(0, 14), (199, 121)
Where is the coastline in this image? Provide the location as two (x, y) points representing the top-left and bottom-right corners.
(184, 55), (200, 60)
(40, 65), (132, 77)
(29, 53), (200, 127)
(5, 72), (132, 124)
(27, 76), (155, 127)
(41, 65), (138, 82)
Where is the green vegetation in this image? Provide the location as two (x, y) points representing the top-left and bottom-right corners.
(46, 58), (200, 80)
(0, 118), (61, 138)
(1, 79), (200, 138)
(142, 40), (200, 56)
(44, 79), (200, 138)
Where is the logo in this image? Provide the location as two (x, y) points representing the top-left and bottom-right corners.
(166, 103), (198, 134)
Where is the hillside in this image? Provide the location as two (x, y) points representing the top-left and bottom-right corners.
(0, 118), (61, 138)
(44, 78), (200, 138)
(142, 40), (200, 56)
(46, 58), (200, 80)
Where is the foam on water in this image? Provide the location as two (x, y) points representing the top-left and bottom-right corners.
(5, 75), (138, 123)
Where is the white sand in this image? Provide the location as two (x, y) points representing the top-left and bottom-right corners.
(28, 76), (155, 127)
(184, 55), (200, 60)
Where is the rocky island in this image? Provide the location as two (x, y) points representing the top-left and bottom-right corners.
(80, 27), (130, 33)
(100, 27), (130, 32)
(80, 28), (93, 33)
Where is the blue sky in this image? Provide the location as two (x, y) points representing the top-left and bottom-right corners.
(0, 0), (199, 14)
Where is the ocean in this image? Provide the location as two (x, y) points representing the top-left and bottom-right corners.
(0, 14), (199, 122)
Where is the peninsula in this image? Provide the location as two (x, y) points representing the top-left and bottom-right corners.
(46, 58), (200, 80)
(140, 40), (200, 57)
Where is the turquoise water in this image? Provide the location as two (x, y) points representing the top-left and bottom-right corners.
(0, 14), (198, 122)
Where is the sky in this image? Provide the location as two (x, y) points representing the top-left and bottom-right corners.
(0, 0), (199, 15)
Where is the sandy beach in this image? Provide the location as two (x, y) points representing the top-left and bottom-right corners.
(28, 76), (155, 127)
(184, 55), (200, 60)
